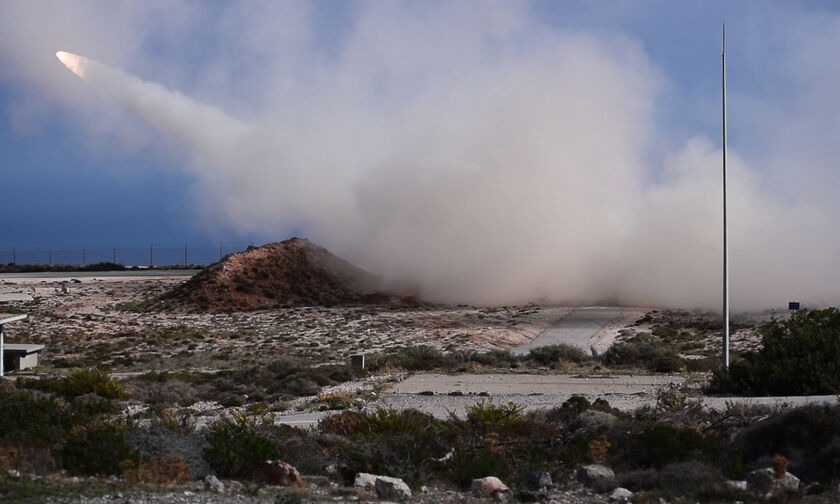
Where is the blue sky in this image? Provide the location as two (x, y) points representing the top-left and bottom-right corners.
(1, 1), (839, 307)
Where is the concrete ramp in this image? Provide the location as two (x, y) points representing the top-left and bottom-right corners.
(512, 307), (640, 356)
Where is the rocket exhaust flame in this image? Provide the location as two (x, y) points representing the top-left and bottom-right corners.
(55, 50), (88, 79)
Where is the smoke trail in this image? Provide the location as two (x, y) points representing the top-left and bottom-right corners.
(56, 51), (249, 162)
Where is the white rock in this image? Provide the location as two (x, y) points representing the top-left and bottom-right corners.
(375, 475), (412, 500)
(725, 480), (747, 491)
(746, 468), (799, 495)
(353, 472), (377, 490)
(204, 474), (225, 493)
(609, 487), (633, 503)
(471, 476), (509, 496)
(576, 464), (615, 484)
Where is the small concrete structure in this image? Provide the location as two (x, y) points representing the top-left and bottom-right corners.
(0, 313), (28, 377)
(4, 344), (44, 373)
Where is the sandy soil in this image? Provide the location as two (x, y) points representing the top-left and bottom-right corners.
(0, 274), (564, 371)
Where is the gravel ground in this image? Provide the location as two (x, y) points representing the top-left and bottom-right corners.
(37, 480), (613, 504)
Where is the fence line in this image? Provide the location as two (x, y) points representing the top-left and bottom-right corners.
(0, 243), (256, 267)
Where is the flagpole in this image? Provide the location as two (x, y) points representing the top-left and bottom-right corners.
(722, 24), (730, 371)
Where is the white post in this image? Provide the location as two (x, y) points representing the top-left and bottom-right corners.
(721, 25), (730, 371)
(1, 324), (5, 378)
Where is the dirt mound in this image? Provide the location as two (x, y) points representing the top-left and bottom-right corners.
(155, 238), (385, 312)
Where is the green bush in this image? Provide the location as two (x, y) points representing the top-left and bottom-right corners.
(323, 408), (452, 488)
(367, 346), (524, 372)
(29, 368), (126, 399)
(612, 462), (748, 502)
(613, 423), (720, 470)
(712, 308), (840, 395)
(729, 404), (840, 484)
(366, 346), (451, 371)
(601, 342), (658, 369)
(61, 424), (137, 476)
(449, 448), (510, 489)
(204, 416), (279, 479)
(653, 354), (684, 373)
(527, 344), (588, 366)
(0, 389), (73, 445)
(233, 359), (361, 398)
(320, 407), (442, 437)
(462, 401), (526, 436)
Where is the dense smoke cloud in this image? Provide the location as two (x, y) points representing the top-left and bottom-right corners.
(3, 1), (840, 309)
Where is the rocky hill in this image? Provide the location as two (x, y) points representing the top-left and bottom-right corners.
(155, 238), (384, 312)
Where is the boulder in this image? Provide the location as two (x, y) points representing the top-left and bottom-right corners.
(576, 464), (615, 484)
(374, 475), (412, 500)
(746, 468), (799, 495)
(527, 471), (552, 489)
(353, 472), (377, 490)
(471, 476), (509, 496)
(609, 487), (633, 503)
(263, 460), (304, 487)
(204, 474), (224, 493)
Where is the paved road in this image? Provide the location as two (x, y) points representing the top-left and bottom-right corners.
(511, 306), (634, 356)
(272, 373), (840, 427)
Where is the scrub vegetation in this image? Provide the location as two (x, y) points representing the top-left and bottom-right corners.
(3, 370), (840, 502)
(712, 308), (840, 395)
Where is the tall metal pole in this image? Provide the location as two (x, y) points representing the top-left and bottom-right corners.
(721, 25), (730, 371)
(0, 324), (4, 378)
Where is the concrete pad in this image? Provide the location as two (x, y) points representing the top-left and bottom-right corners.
(391, 373), (685, 396)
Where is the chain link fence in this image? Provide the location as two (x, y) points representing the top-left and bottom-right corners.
(0, 243), (254, 267)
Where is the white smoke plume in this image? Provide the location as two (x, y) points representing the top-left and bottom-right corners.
(7, 2), (840, 309)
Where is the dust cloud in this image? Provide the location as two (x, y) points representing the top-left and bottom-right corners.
(6, 2), (840, 310)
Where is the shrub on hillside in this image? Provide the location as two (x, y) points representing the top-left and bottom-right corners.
(0, 389), (72, 445)
(612, 423), (721, 470)
(322, 408), (452, 487)
(601, 342), (658, 368)
(728, 404), (840, 484)
(605, 462), (748, 502)
(366, 346), (452, 371)
(61, 424), (137, 476)
(527, 344), (588, 366)
(26, 368), (126, 400)
(203, 415), (279, 479)
(712, 308), (840, 395)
